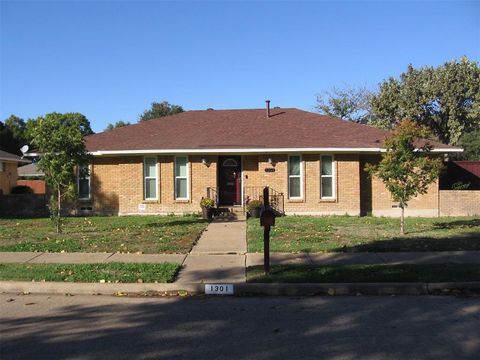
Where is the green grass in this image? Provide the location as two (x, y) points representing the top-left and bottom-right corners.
(247, 264), (480, 283)
(247, 216), (480, 253)
(0, 215), (208, 254)
(0, 262), (181, 283)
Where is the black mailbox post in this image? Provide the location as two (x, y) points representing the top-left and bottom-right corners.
(260, 187), (276, 274)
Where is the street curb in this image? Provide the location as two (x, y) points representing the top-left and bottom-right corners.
(2, 281), (480, 296)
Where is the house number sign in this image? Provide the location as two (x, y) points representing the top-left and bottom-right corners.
(265, 168), (275, 173)
(205, 284), (234, 295)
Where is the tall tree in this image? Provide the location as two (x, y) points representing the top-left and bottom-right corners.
(371, 57), (480, 144)
(29, 113), (90, 233)
(455, 129), (480, 160)
(139, 101), (184, 122)
(366, 119), (442, 234)
(316, 85), (374, 124)
(104, 120), (131, 131)
(0, 121), (20, 154)
(4, 115), (27, 145)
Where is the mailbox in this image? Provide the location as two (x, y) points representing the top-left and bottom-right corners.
(260, 207), (276, 227)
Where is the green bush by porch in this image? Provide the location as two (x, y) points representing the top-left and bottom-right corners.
(247, 216), (480, 253)
(0, 215), (208, 254)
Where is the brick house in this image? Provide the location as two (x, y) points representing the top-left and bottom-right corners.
(0, 150), (30, 195)
(82, 106), (462, 217)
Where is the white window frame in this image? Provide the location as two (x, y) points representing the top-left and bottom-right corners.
(144, 156), (158, 200)
(77, 164), (91, 200)
(320, 154), (336, 199)
(175, 156), (189, 200)
(288, 155), (303, 199)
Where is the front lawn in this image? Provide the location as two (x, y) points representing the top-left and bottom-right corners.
(247, 216), (480, 253)
(0, 215), (208, 254)
(247, 264), (480, 283)
(0, 262), (181, 283)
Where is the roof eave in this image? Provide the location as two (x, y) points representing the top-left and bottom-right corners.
(89, 147), (463, 156)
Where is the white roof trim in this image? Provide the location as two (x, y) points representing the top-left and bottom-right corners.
(0, 156), (31, 163)
(89, 147), (463, 156)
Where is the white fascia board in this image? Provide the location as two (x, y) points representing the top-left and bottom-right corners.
(89, 147), (463, 156)
(0, 157), (31, 163)
(90, 148), (384, 156)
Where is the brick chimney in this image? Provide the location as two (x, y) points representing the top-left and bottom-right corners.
(266, 100), (271, 118)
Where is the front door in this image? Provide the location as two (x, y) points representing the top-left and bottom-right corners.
(218, 156), (241, 205)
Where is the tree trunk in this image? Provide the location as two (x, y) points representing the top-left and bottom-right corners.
(56, 188), (62, 234)
(400, 205), (405, 235)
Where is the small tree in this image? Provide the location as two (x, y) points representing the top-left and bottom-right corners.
(30, 113), (90, 233)
(366, 119), (442, 234)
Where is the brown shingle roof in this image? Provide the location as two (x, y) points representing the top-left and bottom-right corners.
(0, 150), (30, 163)
(85, 108), (459, 153)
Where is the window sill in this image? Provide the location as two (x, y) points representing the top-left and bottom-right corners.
(174, 199), (190, 203)
(319, 198), (337, 203)
(143, 200), (159, 204)
(287, 199), (304, 203)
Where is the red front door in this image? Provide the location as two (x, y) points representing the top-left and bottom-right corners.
(218, 156), (241, 205)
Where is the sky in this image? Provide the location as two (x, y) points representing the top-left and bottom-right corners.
(1, 1), (479, 133)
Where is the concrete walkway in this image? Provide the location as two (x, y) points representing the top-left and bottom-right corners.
(176, 214), (247, 283)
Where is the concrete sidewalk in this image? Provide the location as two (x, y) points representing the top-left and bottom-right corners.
(1, 250), (480, 266)
(0, 252), (186, 264)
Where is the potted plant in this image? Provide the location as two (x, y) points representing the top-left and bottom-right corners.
(247, 199), (263, 218)
(200, 197), (215, 220)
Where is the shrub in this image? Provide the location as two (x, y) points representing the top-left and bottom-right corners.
(200, 197), (215, 209)
(246, 199), (263, 211)
(11, 185), (34, 194)
(451, 181), (471, 190)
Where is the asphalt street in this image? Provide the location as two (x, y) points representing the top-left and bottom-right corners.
(1, 293), (479, 359)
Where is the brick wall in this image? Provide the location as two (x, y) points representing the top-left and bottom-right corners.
(439, 190), (480, 216)
(17, 180), (46, 194)
(88, 155), (217, 215)
(88, 153), (442, 217)
(0, 162), (18, 195)
(360, 154), (439, 217)
(244, 154), (360, 215)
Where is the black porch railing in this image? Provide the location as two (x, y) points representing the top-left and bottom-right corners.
(243, 186), (285, 215)
(206, 187), (219, 206)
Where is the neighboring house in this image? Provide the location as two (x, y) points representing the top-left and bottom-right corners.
(82, 105), (462, 217)
(17, 163), (47, 194)
(0, 150), (30, 195)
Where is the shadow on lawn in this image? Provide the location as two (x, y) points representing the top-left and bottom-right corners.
(145, 218), (208, 227)
(1, 295), (479, 359)
(433, 218), (480, 229)
(334, 231), (480, 253)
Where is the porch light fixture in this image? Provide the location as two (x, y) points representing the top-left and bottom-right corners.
(268, 157), (274, 166)
(202, 158), (209, 166)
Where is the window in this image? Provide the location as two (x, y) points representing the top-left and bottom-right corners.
(320, 155), (335, 199)
(78, 164), (91, 200)
(0, 162), (4, 172)
(288, 155), (302, 199)
(144, 157), (158, 200)
(222, 158), (238, 167)
(175, 156), (189, 200)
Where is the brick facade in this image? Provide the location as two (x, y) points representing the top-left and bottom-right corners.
(85, 153), (441, 216)
(0, 162), (18, 195)
(439, 190), (480, 216)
